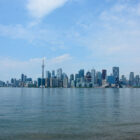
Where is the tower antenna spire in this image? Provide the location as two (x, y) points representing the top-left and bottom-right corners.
(41, 58), (45, 87)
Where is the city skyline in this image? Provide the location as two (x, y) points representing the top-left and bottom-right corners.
(0, 60), (139, 81)
(0, 62), (140, 88)
(0, 0), (140, 80)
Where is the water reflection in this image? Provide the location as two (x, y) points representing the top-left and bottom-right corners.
(0, 88), (140, 140)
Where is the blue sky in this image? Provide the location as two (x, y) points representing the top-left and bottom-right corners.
(0, 0), (140, 81)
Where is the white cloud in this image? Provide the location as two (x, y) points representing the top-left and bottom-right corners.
(0, 24), (66, 48)
(27, 0), (68, 19)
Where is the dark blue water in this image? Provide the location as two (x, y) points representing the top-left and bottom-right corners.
(0, 88), (140, 140)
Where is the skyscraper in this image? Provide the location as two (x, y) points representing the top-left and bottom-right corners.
(96, 72), (102, 86)
(70, 74), (74, 81)
(57, 68), (62, 79)
(113, 67), (119, 84)
(46, 71), (51, 79)
(129, 72), (134, 86)
(86, 71), (92, 83)
(91, 68), (96, 87)
(79, 69), (84, 78)
(52, 70), (55, 78)
(135, 75), (139, 87)
(102, 69), (107, 80)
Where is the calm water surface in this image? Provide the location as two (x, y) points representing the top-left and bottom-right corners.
(0, 88), (140, 140)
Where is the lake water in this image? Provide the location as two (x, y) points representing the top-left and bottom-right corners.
(0, 88), (140, 140)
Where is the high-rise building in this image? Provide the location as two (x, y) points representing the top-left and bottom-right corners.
(57, 68), (62, 79)
(107, 75), (115, 85)
(135, 75), (139, 87)
(46, 71), (51, 79)
(102, 69), (107, 80)
(37, 78), (42, 87)
(96, 72), (102, 86)
(70, 74), (74, 81)
(91, 69), (96, 86)
(62, 73), (67, 79)
(75, 74), (79, 80)
(50, 77), (58, 88)
(63, 77), (68, 88)
(79, 69), (84, 78)
(86, 71), (92, 83)
(113, 67), (119, 84)
(129, 72), (135, 86)
(21, 74), (26, 82)
(52, 70), (55, 78)
(45, 78), (50, 88)
(121, 75), (127, 85)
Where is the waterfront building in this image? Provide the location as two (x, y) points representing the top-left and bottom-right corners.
(102, 69), (107, 80)
(52, 70), (55, 78)
(0, 81), (5, 87)
(129, 72), (135, 86)
(63, 77), (68, 88)
(50, 77), (58, 88)
(135, 75), (140, 87)
(37, 78), (42, 87)
(79, 69), (84, 78)
(107, 75), (115, 85)
(42, 78), (45, 87)
(70, 74), (74, 81)
(86, 71), (92, 83)
(96, 72), (102, 86)
(113, 67), (119, 84)
(71, 80), (76, 88)
(57, 68), (62, 79)
(45, 78), (50, 87)
(91, 69), (96, 87)
(121, 75), (127, 85)
(46, 71), (51, 79)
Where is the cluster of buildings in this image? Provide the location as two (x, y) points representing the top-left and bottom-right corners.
(0, 65), (140, 88)
(37, 67), (140, 88)
(1, 74), (35, 87)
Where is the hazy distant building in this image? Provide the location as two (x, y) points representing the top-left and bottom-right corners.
(21, 74), (27, 83)
(79, 69), (84, 78)
(121, 75), (127, 85)
(50, 78), (58, 88)
(113, 67), (119, 84)
(91, 69), (96, 87)
(86, 71), (92, 83)
(46, 71), (51, 79)
(70, 74), (74, 81)
(135, 75), (139, 87)
(57, 68), (62, 79)
(102, 69), (107, 80)
(0, 81), (5, 87)
(52, 70), (55, 78)
(96, 72), (102, 86)
(63, 77), (68, 88)
(107, 75), (115, 85)
(129, 72), (134, 86)
(45, 78), (50, 87)
(37, 78), (42, 87)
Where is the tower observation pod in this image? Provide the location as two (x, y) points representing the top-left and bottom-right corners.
(41, 58), (45, 88)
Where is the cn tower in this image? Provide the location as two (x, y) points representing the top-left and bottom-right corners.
(41, 58), (45, 87)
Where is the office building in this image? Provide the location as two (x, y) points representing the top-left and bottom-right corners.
(113, 67), (119, 84)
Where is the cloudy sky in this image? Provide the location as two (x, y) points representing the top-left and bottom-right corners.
(0, 0), (140, 81)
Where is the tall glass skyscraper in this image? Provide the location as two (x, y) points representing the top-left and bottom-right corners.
(102, 69), (107, 80)
(57, 68), (62, 79)
(113, 67), (119, 84)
